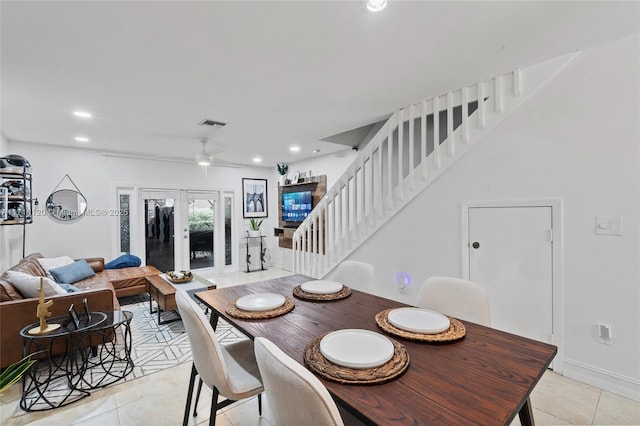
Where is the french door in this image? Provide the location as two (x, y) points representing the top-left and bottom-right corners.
(138, 189), (234, 273)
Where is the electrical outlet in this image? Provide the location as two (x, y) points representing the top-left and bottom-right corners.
(598, 324), (614, 345)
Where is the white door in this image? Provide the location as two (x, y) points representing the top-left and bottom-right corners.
(468, 206), (553, 344)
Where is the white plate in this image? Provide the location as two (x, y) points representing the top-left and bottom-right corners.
(235, 293), (286, 312)
(300, 280), (343, 295)
(319, 329), (394, 369)
(387, 308), (451, 334)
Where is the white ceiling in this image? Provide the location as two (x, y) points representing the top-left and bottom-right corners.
(2, 1), (639, 167)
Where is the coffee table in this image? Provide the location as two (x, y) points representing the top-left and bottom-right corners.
(146, 274), (216, 324)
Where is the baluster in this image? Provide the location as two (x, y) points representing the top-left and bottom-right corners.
(513, 69), (521, 96)
(433, 96), (441, 168)
(478, 81), (486, 128)
(353, 170), (359, 243)
(376, 144), (383, 223)
(462, 86), (469, 143)
(447, 91), (454, 157)
(421, 99), (427, 180)
(397, 109), (404, 201)
(387, 120), (393, 211)
(408, 103), (415, 191)
(495, 75), (503, 112)
(344, 180), (350, 250)
(319, 206), (324, 273)
(336, 188), (342, 258)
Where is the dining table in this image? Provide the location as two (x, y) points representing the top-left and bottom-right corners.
(195, 274), (556, 426)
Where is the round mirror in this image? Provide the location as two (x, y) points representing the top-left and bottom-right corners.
(46, 189), (87, 221)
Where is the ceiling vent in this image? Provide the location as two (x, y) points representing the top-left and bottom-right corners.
(198, 119), (227, 128)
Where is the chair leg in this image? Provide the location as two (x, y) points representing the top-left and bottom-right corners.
(209, 386), (219, 426)
(193, 378), (204, 416)
(258, 393), (262, 416)
(183, 363), (198, 426)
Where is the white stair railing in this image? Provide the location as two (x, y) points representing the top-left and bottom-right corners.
(293, 53), (578, 278)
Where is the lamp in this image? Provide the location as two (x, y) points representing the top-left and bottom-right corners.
(195, 138), (213, 166)
(367, 0), (387, 12)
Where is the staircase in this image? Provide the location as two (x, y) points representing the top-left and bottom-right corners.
(293, 52), (578, 278)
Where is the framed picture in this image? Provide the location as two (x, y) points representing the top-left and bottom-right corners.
(242, 178), (268, 218)
(68, 304), (81, 329)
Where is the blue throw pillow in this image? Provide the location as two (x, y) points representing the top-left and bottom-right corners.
(50, 260), (96, 284)
(105, 254), (141, 269)
(59, 283), (81, 293)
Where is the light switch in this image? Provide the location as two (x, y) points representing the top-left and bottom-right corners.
(595, 216), (623, 236)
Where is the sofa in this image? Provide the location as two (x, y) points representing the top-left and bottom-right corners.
(0, 253), (161, 369)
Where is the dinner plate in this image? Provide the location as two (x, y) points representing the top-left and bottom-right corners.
(387, 308), (451, 334)
(319, 329), (394, 369)
(300, 280), (344, 295)
(235, 293), (286, 312)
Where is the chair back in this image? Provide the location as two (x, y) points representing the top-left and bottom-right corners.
(254, 337), (344, 426)
(176, 290), (233, 395)
(416, 276), (491, 326)
(327, 260), (374, 293)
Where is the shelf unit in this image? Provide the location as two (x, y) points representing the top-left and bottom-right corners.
(274, 175), (326, 249)
(1, 156), (33, 257)
(243, 235), (267, 272)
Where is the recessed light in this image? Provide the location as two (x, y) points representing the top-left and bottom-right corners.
(75, 136), (90, 142)
(367, 0), (387, 12)
(252, 157), (262, 163)
(73, 111), (92, 119)
(289, 146), (300, 153)
(313, 149), (321, 154)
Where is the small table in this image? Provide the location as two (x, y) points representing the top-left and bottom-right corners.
(20, 312), (107, 411)
(78, 310), (134, 389)
(146, 274), (216, 325)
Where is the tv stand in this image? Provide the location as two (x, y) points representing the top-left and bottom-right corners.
(275, 175), (326, 249)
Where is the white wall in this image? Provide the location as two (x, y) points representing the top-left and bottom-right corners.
(351, 35), (640, 399)
(0, 142), (276, 271)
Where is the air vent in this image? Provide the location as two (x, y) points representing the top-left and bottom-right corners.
(198, 119), (227, 128)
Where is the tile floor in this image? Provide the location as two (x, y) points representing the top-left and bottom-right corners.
(1, 268), (639, 425)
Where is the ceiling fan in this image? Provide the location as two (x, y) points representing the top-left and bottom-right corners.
(195, 137), (215, 166)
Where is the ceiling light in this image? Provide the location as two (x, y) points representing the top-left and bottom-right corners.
(75, 136), (89, 142)
(73, 111), (92, 119)
(367, 0), (387, 12)
(252, 157), (262, 163)
(313, 149), (321, 154)
(289, 146), (300, 153)
(195, 138), (213, 166)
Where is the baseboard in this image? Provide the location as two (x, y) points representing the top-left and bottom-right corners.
(563, 358), (640, 401)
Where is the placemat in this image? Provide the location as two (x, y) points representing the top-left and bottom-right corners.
(375, 309), (466, 342)
(304, 333), (409, 385)
(292, 285), (352, 301)
(226, 296), (295, 319)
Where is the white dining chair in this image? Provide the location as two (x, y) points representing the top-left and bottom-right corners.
(326, 260), (375, 293)
(254, 337), (344, 426)
(176, 289), (263, 426)
(416, 276), (491, 326)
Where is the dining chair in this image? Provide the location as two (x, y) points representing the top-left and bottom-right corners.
(416, 276), (491, 326)
(254, 337), (344, 426)
(176, 289), (263, 426)
(326, 260), (375, 293)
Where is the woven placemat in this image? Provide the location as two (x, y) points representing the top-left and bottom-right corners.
(226, 297), (295, 319)
(375, 309), (466, 342)
(304, 333), (409, 385)
(292, 285), (352, 301)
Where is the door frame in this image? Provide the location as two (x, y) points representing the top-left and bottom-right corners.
(461, 198), (564, 373)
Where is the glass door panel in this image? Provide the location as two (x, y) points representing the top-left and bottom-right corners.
(188, 196), (215, 270)
(143, 195), (176, 272)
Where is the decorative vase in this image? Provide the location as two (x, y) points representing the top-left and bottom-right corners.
(279, 175), (286, 186)
(248, 230), (260, 237)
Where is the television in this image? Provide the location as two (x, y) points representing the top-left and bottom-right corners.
(282, 191), (312, 223)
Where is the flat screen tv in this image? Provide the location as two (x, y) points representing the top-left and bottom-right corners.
(282, 191), (312, 223)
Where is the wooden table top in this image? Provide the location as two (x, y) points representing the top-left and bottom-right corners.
(195, 275), (557, 426)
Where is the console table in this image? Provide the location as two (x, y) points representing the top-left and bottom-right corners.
(244, 235), (267, 272)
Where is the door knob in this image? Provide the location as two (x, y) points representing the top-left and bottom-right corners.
(472, 242), (480, 249)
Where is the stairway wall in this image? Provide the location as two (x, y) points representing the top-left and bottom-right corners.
(351, 34), (640, 398)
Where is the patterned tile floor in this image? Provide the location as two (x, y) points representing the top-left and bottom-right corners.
(2, 269), (639, 425)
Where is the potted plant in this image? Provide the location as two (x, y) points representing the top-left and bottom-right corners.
(249, 218), (263, 237)
(277, 163), (288, 186)
(0, 351), (41, 394)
